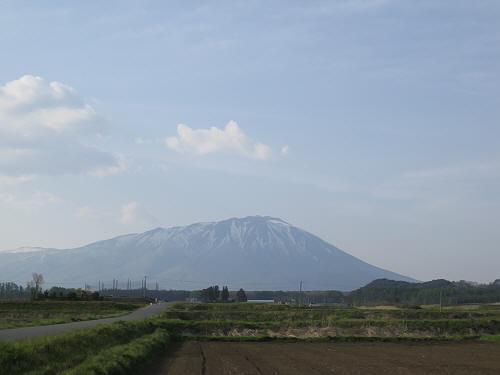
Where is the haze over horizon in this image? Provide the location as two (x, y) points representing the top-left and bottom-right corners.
(1, 1), (499, 284)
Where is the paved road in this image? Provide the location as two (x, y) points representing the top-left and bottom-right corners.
(0, 302), (169, 342)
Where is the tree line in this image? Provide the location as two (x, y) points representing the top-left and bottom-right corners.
(348, 279), (500, 306)
(0, 274), (102, 301)
(3, 273), (499, 306)
(0, 273), (45, 300)
(199, 285), (247, 303)
(0, 282), (28, 299)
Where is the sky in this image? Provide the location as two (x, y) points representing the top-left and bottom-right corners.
(0, 0), (499, 283)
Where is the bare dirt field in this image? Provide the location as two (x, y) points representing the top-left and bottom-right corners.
(148, 341), (500, 375)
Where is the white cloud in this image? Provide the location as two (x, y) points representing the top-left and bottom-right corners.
(0, 75), (124, 176)
(165, 121), (273, 160)
(120, 201), (158, 226)
(281, 145), (290, 156)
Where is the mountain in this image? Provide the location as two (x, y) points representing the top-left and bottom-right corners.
(0, 216), (414, 291)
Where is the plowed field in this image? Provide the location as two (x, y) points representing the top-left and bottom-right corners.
(148, 341), (500, 375)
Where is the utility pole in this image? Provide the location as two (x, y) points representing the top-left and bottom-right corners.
(299, 280), (303, 306)
(439, 288), (443, 313)
(143, 276), (147, 298)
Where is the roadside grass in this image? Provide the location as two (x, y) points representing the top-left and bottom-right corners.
(61, 329), (170, 375)
(0, 320), (158, 375)
(0, 301), (143, 329)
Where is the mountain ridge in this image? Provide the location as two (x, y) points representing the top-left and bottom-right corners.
(0, 216), (415, 291)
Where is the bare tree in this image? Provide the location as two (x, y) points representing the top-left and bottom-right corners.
(31, 273), (44, 297)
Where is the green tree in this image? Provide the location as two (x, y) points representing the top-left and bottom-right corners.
(200, 285), (221, 302)
(221, 286), (229, 302)
(236, 288), (247, 302)
(212, 285), (220, 301)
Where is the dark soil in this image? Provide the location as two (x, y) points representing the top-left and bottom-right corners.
(148, 341), (500, 375)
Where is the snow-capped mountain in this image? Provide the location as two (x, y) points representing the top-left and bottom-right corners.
(0, 216), (414, 291)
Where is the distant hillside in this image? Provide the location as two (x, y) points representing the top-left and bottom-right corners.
(348, 278), (500, 306)
(0, 216), (414, 291)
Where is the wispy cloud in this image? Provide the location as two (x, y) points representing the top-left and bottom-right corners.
(368, 160), (500, 213)
(402, 162), (499, 180)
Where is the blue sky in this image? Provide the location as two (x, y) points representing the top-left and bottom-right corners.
(0, 0), (499, 282)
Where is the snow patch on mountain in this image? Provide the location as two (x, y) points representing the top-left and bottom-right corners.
(0, 246), (61, 254)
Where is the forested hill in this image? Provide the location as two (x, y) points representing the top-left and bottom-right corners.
(347, 279), (500, 306)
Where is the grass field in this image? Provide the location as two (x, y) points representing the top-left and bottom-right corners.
(1, 302), (500, 374)
(158, 302), (500, 338)
(0, 300), (143, 329)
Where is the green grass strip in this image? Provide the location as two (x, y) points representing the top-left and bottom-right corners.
(0, 320), (158, 375)
(480, 334), (500, 342)
(62, 329), (170, 375)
